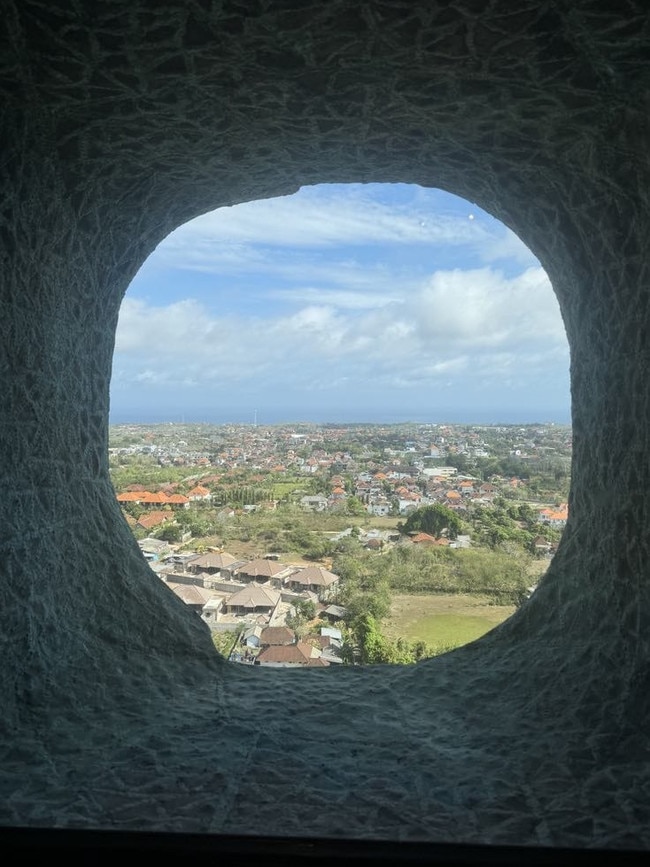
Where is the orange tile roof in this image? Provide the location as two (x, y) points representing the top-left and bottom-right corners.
(546, 508), (568, 521)
(139, 491), (169, 504)
(187, 486), (210, 497)
(166, 493), (190, 504)
(137, 511), (170, 529)
(116, 491), (142, 502)
(410, 532), (438, 544)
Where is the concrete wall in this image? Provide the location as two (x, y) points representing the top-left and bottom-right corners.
(1, 0), (649, 849)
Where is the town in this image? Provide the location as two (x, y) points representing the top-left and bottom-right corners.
(110, 421), (572, 667)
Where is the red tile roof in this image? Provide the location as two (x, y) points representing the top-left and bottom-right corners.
(137, 511), (170, 529)
(257, 641), (327, 665)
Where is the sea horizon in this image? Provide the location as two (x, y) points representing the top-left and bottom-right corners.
(108, 407), (572, 427)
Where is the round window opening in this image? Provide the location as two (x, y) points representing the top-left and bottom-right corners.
(110, 183), (570, 667)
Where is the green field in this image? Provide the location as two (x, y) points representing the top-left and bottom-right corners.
(384, 593), (516, 652)
(401, 613), (501, 651)
(269, 481), (311, 499)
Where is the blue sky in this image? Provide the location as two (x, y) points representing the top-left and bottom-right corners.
(111, 183), (570, 425)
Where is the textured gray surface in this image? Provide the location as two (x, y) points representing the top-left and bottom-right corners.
(1, 0), (650, 848)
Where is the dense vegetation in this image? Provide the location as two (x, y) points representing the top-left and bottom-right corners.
(400, 503), (463, 539)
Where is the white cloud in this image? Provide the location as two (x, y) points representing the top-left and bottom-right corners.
(113, 184), (570, 420)
(151, 241), (424, 306)
(480, 227), (540, 267)
(410, 267), (565, 349)
(266, 288), (398, 310)
(114, 265), (568, 401)
(167, 186), (489, 250)
(137, 187), (539, 316)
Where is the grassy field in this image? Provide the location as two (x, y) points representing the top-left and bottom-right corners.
(269, 481), (311, 499)
(383, 593), (517, 652)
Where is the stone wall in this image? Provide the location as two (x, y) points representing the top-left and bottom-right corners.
(1, 0), (649, 849)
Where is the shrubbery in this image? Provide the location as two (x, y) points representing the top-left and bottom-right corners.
(335, 543), (530, 606)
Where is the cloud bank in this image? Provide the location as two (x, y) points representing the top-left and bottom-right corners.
(112, 184), (568, 422)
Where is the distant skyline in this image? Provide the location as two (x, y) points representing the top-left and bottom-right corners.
(111, 183), (570, 426)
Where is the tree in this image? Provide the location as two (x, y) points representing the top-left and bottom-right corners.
(212, 628), (241, 659)
(351, 614), (390, 664)
(155, 523), (183, 543)
(345, 496), (367, 517)
(444, 452), (474, 474)
(402, 504), (463, 539)
(286, 599), (317, 638)
(303, 536), (333, 561)
(346, 614), (429, 665)
(295, 599), (317, 620)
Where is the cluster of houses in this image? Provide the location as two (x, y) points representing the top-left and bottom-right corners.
(116, 456), (569, 537)
(232, 624), (343, 668)
(142, 542), (346, 667)
(301, 467), (569, 531)
(351, 466), (497, 516)
(117, 484), (225, 533)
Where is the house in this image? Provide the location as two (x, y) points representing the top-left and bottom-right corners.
(130, 490), (170, 507)
(241, 624), (263, 648)
(424, 466), (458, 478)
(397, 496), (421, 514)
(138, 537), (171, 561)
(322, 604), (348, 623)
(409, 532), (447, 546)
(187, 551), (238, 575)
(201, 595), (226, 626)
(165, 582), (215, 613)
(318, 627), (344, 663)
(259, 626), (296, 647)
(116, 490), (145, 504)
(284, 566), (340, 601)
(162, 552), (199, 573)
(186, 485), (211, 501)
(136, 511), (171, 531)
(367, 498), (391, 517)
(223, 583), (281, 618)
(300, 494), (329, 512)
(165, 493), (190, 508)
(256, 641), (329, 667)
(320, 626), (342, 644)
(539, 504), (569, 527)
(233, 558), (295, 585)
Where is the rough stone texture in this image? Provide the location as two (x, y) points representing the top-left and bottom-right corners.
(1, 0), (650, 849)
